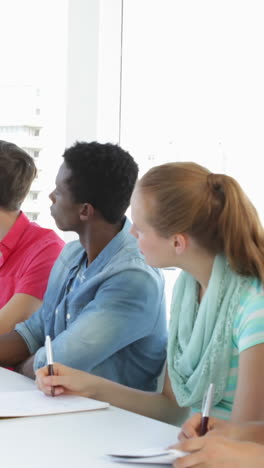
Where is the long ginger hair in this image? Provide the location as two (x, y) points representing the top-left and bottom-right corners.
(137, 162), (264, 283)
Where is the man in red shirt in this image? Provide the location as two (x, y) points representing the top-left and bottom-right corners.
(0, 140), (64, 334)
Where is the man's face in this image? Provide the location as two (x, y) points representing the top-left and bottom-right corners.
(49, 162), (81, 232)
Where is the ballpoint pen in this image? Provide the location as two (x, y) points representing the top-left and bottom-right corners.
(45, 335), (55, 397)
(199, 383), (215, 436)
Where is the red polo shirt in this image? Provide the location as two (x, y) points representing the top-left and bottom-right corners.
(0, 212), (65, 308)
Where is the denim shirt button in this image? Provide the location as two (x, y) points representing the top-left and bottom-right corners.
(55, 308), (58, 315)
(66, 313), (71, 320)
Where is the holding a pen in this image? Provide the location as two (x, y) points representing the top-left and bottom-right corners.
(45, 335), (55, 397)
(176, 383), (215, 441)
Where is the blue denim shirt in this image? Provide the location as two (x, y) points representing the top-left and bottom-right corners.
(16, 218), (167, 391)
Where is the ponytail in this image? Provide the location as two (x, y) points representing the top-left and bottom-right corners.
(208, 173), (264, 283)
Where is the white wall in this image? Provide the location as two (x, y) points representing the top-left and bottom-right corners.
(65, 0), (100, 147)
(96, 0), (123, 143)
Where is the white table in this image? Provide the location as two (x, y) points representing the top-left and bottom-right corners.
(0, 368), (180, 467)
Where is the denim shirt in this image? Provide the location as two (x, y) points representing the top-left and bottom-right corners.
(16, 218), (167, 391)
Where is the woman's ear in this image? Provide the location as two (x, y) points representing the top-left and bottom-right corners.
(172, 233), (189, 255)
(79, 203), (94, 221)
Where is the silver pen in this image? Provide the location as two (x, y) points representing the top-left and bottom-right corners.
(45, 335), (55, 397)
(200, 383), (215, 435)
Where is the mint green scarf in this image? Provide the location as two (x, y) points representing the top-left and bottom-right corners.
(167, 254), (252, 409)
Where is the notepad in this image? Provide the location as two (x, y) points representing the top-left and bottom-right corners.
(0, 390), (109, 417)
(107, 447), (187, 464)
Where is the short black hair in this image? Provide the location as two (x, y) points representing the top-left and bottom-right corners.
(62, 141), (138, 223)
(0, 140), (37, 210)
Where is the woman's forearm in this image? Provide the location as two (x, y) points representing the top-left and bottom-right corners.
(36, 363), (189, 426)
(93, 377), (189, 425)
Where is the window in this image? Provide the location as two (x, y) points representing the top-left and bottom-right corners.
(114, 0), (264, 227)
(96, 0), (264, 314)
(28, 191), (39, 201)
(25, 212), (39, 222)
(0, 0), (67, 236)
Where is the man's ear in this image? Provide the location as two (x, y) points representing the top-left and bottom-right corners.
(172, 233), (188, 255)
(79, 203), (94, 221)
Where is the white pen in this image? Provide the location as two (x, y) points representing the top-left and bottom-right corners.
(199, 383), (215, 436)
(45, 335), (55, 397)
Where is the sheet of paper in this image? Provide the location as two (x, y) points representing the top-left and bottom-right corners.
(107, 447), (187, 464)
(0, 390), (109, 417)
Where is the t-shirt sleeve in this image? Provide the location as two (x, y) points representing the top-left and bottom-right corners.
(14, 238), (64, 300)
(234, 293), (264, 353)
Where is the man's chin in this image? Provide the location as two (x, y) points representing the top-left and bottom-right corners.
(52, 219), (65, 232)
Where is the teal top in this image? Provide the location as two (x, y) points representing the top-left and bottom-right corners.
(167, 254), (264, 419)
(209, 278), (264, 419)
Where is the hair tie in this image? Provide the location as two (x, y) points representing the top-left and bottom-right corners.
(207, 173), (223, 194)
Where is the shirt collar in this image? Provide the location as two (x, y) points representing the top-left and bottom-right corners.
(89, 217), (133, 268)
(70, 217), (133, 272)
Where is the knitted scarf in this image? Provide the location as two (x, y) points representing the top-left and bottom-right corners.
(167, 254), (252, 408)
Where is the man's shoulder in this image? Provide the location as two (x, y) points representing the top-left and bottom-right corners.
(108, 233), (164, 283)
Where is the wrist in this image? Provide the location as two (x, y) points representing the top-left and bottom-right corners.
(94, 376), (107, 401)
(74, 370), (99, 399)
(83, 373), (105, 401)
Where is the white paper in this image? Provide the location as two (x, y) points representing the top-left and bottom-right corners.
(0, 390), (109, 417)
(107, 447), (187, 464)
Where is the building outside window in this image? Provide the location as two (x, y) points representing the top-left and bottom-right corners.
(0, 0), (68, 236)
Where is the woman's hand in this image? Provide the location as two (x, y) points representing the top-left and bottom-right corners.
(35, 362), (99, 398)
(178, 413), (238, 441)
(173, 436), (264, 468)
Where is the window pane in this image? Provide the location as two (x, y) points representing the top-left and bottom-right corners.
(0, 0), (68, 234)
(121, 0), (264, 224)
